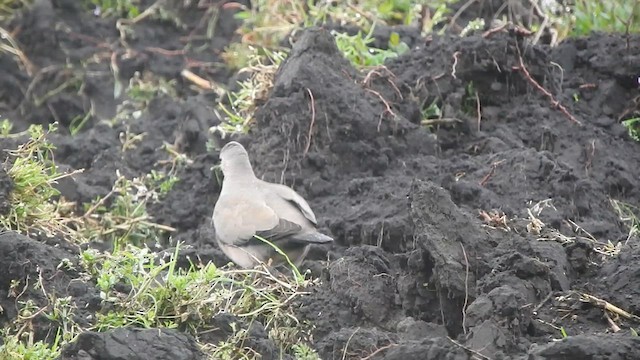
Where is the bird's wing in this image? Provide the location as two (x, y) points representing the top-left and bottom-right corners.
(261, 181), (318, 225)
(213, 195), (278, 245)
(213, 194), (306, 247)
(254, 217), (303, 242)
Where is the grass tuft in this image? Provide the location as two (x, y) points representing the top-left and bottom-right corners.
(80, 242), (316, 357)
(0, 123), (81, 238)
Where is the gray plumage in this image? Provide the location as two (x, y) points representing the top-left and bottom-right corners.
(212, 141), (333, 269)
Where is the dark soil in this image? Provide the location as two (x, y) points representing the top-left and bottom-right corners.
(1, 0), (640, 359)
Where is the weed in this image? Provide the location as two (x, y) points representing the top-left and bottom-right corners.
(44, 294), (83, 344)
(0, 0), (29, 20)
(377, 0), (416, 25)
(204, 324), (261, 359)
(0, 332), (60, 360)
(69, 112), (92, 136)
(79, 172), (175, 249)
(231, 0), (308, 49)
(610, 199), (640, 243)
(127, 71), (178, 104)
(571, 0), (640, 36)
(420, 1), (454, 34)
(622, 117), (640, 142)
(460, 18), (485, 37)
(422, 99), (442, 120)
(0, 123), (80, 238)
(221, 42), (257, 71)
(214, 48), (287, 135)
(0, 25), (36, 76)
(0, 118), (13, 135)
(109, 71), (176, 124)
(90, 0), (140, 18)
(332, 25), (409, 68)
(462, 81), (478, 115)
(146, 170), (179, 197)
(292, 343), (321, 360)
(80, 242), (315, 356)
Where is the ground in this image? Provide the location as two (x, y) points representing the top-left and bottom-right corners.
(1, 0), (640, 359)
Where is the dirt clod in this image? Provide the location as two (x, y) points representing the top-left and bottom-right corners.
(59, 327), (204, 360)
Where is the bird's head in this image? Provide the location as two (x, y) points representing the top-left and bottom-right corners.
(219, 141), (255, 179)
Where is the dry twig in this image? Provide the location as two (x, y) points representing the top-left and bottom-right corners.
(475, 91), (481, 131)
(421, 118), (462, 126)
(514, 48), (581, 125)
(447, 337), (492, 360)
(479, 160), (505, 186)
(452, 51), (461, 79)
(580, 293), (640, 322)
(360, 343), (398, 360)
(181, 69), (213, 90)
(460, 242), (470, 335)
(303, 88), (316, 157)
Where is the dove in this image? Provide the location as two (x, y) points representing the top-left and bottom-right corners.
(212, 141), (334, 269)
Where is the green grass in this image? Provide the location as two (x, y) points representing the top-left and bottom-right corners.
(332, 25), (409, 68)
(80, 242), (315, 357)
(0, 118), (13, 135)
(0, 240), (317, 359)
(0, 0), (29, 20)
(0, 123), (80, 238)
(0, 333), (60, 360)
(214, 48), (287, 135)
(622, 118), (640, 142)
(571, 0), (640, 36)
(79, 173), (177, 249)
(610, 199), (640, 242)
(88, 0), (140, 18)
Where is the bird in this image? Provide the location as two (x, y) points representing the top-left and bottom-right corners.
(212, 141), (334, 269)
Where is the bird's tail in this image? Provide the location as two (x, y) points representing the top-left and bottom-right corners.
(293, 231), (334, 244)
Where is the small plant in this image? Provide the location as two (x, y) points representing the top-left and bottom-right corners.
(147, 170), (179, 197)
(462, 81), (478, 115)
(0, 118), (13, 135)
(0, 332), (60, 360)
(610, 199), (640, 242)
(44, 294), (83, 344)
(460, 18), (485, 37)
(292, 343), (321, 360)
(571, 0), (640, 36)
(0, 123), (79, 238)
(69, 112), (92, 136)
(377, 0), (416, 25)
(79, 172), (175, 249)
(0, 0), (28, 20)
(422, 99), (442, 120)
(215, 48), (287, 135)
(126, 72), (178, 104)
(622, 117), (640, 142)
(231, 0), (309, 49)
(332, 26), (409, 68)
(89, 0), (140, 18)
(80, 242), (315, 355)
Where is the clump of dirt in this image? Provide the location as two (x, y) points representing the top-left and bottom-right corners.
(1, 0), (640, 359)
(59, 327), (204, 360)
